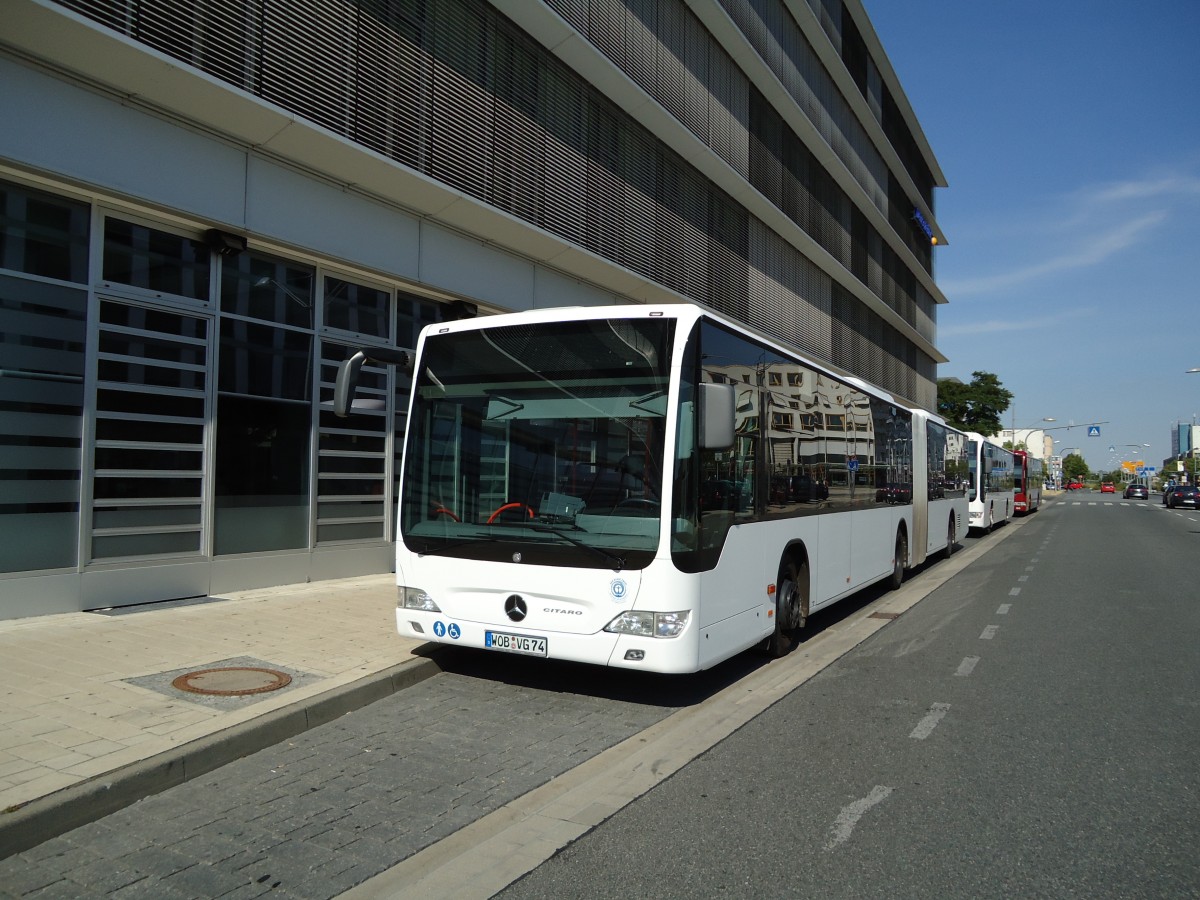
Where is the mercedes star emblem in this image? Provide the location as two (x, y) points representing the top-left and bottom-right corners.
(504, 595), (527, 622)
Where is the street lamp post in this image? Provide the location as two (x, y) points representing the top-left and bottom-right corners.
(1002, 417), (1056, 456)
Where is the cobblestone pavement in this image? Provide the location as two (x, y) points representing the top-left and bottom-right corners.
(0, 661), (680, 899)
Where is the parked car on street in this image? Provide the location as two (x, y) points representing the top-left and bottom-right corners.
(770, 473), (828, 504)
(1164, 485), (1200, 509)
(1123, 483), (1149, 500)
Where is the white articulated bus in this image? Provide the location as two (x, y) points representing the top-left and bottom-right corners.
(338, 304), (951, 673)
(910, 409), (970, 562)
(965, 432), (1015, 532)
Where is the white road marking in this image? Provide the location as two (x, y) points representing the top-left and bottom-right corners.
(825, 785), (894, 850)
(955, 656), (980, 676)
(910, 702), (951, 740)
(1018, 575), (1029, 582)
(1009, 587), (1021, 596)
(980, 625), (999, 640)
(996, 603), (1011, 615)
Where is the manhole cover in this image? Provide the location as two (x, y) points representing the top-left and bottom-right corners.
(171, 666), (292, 696)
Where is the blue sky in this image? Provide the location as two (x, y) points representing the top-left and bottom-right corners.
(864, 1), (1200, 472)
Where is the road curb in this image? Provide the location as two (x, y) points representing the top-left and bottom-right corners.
(0, 653), (444, 859)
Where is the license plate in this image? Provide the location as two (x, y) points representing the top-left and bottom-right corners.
(485, 631), (548, 656)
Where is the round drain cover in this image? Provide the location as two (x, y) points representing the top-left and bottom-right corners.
(172, 666), (292, 696)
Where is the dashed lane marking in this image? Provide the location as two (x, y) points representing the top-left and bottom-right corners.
(910, 702), (951, 740)
(955, 657), (980, 677)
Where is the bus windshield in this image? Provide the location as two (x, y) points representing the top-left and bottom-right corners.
(399, 317), (675, 570)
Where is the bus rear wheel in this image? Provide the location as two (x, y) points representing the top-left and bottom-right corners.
(761, 558), (808, 658)
(888, 530), (907, 590)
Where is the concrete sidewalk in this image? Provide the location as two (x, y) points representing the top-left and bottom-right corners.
(0, 574), (438, 858)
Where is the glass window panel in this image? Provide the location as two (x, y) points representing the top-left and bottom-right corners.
(318, 429), (386, 456)
(318, 455), (385, 475)
(93, 505), (201, 529)
(97, 358), (206, 391)
(318, 501), (386, 520)
(318, 477), (384, 496)
(0, 180), (90, 283)
(0, 276), (86, 572)
(102, 218), (211, 300)
(317, 522), (385, 542)
(92, 531), (200, 558)
(395, 291), (444, 347)
(96, 389), (205, 420)
(220, 251), (314, 328)
(0, 508), (81, 572)
(94, 446), (202, 471)
(324, 276), (390, 339)
(219, 320), (312, 402)
(95, 418), (202, 444)
(100, 302), (210, 342)
(214, 395), (311, 554)
(93, 476), (202, 500)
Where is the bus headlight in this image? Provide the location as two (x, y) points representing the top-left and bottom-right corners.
(399, 586), (440, 612)
(604, 610), (691, 639)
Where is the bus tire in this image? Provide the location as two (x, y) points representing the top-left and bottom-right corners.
(761, 556), (807, 659)
(942, 515), (956, 560)
(888, 529), (907, 590)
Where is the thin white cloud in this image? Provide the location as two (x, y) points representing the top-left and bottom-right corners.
(941, 211), (1166, 295)
(941, 165), (1200, 298)
(1078, 174), (1200, 205)
(938, 309), (1085, 337)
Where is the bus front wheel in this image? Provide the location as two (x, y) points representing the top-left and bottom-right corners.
(942, 515), (956, 560)
(761, 558), (808, 658)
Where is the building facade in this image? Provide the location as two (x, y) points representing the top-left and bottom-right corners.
(0, 0), (949, 618)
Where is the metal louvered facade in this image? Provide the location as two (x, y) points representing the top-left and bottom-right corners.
(0, 0), (951, 616)
(45, 0), (946, 409)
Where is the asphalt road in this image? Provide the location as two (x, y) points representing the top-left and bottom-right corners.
(4, 493), (1197, 899)
(496, 493), (1200, 898)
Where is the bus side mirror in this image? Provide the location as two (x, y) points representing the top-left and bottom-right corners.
(334, 347), (415, 417)
(698, 382), (736, 450)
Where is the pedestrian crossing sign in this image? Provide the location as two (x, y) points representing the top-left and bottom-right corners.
(1088, 425), (1101, 436)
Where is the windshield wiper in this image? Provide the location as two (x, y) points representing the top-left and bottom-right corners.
(528, 523), (627, 571)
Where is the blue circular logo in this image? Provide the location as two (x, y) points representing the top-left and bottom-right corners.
(610, 578), (627, 601)
(448, 623), (461, 640)
(433, 621), (446, 638)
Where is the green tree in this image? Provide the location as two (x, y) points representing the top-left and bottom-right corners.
(1062, 453), (1089, 481)
(937, 372), (1014, 435)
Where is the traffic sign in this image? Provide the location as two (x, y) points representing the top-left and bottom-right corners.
(1088, 425), (1101, 437)
(847, 457), (859, 472)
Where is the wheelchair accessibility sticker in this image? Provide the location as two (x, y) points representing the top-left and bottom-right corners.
(433, 621), (462, 640)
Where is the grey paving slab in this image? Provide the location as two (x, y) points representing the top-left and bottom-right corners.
(0, 575), (440, 859)
(0, 670), (677, 898)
